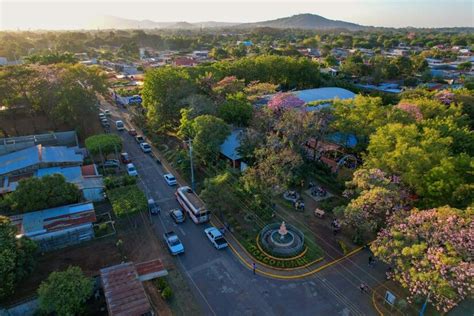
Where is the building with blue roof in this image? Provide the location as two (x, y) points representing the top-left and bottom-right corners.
(0, 145), (104, 201)
(219, 130), (247, 171)
(10, 202), (96, 252)
(0, 144), (83, 177)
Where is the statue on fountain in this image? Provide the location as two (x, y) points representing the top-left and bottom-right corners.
(278, 221), (288, 239)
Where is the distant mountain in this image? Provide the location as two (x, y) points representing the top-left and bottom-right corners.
(239, 14), (365, 30)
(88, 13), (364, 30)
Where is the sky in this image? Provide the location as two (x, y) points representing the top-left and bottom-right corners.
(0, 0), (473, 30)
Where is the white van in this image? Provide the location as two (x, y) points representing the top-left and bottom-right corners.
(115, 120), (125, 131)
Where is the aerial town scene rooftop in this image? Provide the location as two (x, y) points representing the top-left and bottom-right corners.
(0, 0), (473, 315)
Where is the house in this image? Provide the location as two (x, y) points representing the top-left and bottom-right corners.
(294, 87), (355, 104)
(100, 260), (168, 316)
(0, 143), (104, 200)
(173, 57), (197, 67)
(0, 131), (78, 156)
(219, 130), (247, 171)
(0, 145), (83, 178)
(10, 202), (97, 252)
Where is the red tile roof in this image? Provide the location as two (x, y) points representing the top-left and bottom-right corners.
(135, 259), (165, 277)
(81, 164), (97, 176)
(100, 262), (152, 316)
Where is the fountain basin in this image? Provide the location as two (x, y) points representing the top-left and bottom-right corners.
(259, 222), (305, 257)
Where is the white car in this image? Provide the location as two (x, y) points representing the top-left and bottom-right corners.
(104, 109), (111, 116)
(98, 113), (106, 120)
(204, 227), (228, 250)
(140, 142), (152, 153)
(115, 120), (125, 131)
(163, 173), (177, 186)
(126, 163), (138, 176)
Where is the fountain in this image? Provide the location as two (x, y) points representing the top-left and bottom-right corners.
(259, 221), (305, 257)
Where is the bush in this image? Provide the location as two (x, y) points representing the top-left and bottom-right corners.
(85, 134), (122, 156)
(338, 239), (349, 255)
(161, 286), (173, 301)
(155, 278), (168, 291)
(104, 175), (137, 190)
(107, 185), (147, 217)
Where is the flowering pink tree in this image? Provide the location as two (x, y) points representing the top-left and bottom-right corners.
(371, 206), (473, 312)
(267, 92), (304, 113)
(435, 90), (455, 105)
(395, 103), (423, 121)
(341, 168), (409, 232)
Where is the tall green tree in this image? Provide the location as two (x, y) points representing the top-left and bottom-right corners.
(188, 115), (231, 163)
(142, 67), (196, 131)
(218, 92), (253, 126)
(38, 266), (93, 316)
(0, 216), (37, 300)
(5, 174), (81, 213)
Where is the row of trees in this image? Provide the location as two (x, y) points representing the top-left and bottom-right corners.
(0, 63), (106, 136)
(332, 90), (473, 310)
(340, 53), (429, 83)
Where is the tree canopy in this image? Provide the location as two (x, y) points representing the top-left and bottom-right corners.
(0, 216), (37, 300)
(3, 174), (81, 214)
(371, 206), (473, 313)
(38, 266), (94, 316)
(85, 133), (123, 156)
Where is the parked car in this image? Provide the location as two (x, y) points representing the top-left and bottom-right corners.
(169, 208), (185, 223)
(135, 135), (145, 144)
(148, 198), (161, 215)
(163, 231), (184, 255)
(100, 119), (109, 127)
(163, 173), (177, 186)
(126, 163), (138, 176)
(204, 227), (228, 250)
(140, 142), (152, 153)
(120, 152), (131, 164)
(128, 128), (137, 136)
(99, 113), (106, 120)
(102, 159), (119, 168)
(104, 109), (111, 116)
(115, 120), (125, 131)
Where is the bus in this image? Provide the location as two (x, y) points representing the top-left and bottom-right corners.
(175, 186), (210, 224)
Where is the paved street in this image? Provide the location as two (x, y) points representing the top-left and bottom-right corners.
(102, 100), (385, 316)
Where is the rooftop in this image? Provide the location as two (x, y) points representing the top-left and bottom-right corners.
(220, 130), (243, 161)
(10, 202), (96, 237)
(100, 262), (153, 316)
(0, 145), (83, 176)
(293, 87), (355, 103)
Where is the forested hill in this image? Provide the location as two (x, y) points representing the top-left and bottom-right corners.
(239, 14), (365, 31)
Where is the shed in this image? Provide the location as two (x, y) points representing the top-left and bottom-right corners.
(10, 202), (96, 252)
(100, 260), (167, 316)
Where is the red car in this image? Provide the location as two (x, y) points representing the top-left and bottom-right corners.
(120, 152), (131, 164)
(128, 128), (137, 136)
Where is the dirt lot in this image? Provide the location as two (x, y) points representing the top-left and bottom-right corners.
(4, 236), (122, 306)
(0, 110), (103, 143)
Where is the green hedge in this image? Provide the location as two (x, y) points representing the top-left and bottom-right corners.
(107, 185), (147, 218)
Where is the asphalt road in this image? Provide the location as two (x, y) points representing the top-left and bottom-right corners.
(101, 100), (383, 316)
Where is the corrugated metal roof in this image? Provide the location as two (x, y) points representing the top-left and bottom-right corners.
(220, 130), (242, 161)
(10, 202), (96, 237)
(0, 146), (40, 176)
(36, 166), (83, 183)
(100, 262), (152, 316)
(0, 145), (83, 176)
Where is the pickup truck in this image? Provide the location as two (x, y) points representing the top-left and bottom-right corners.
(163, 231), (184, 255)
(204, 227), (228, 250)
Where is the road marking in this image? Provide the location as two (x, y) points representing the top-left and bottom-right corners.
(179, 227), (186, 236)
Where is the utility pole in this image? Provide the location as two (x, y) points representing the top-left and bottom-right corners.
(419, 291), (431, 316)
(186, 139), (195, 191)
